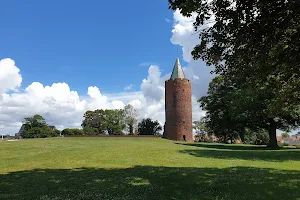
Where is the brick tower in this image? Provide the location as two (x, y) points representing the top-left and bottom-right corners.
(163, 57), (193, 142)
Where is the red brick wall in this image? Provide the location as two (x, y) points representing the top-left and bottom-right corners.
(163, 78), (193, 142)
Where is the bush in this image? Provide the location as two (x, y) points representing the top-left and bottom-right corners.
(22, 127), (59, 139)
(244, 130), (269, 145)
(283, 142), (290, 146)
(83, 127), (100, 135)
(61, 128), (84, 136)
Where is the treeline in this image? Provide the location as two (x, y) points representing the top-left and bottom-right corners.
(21, 104), (162, 138)
(20, 114), (61, 138)
(62, 105), (162, 136)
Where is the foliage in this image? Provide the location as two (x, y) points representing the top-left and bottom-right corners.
(198, 76), (243, 143)
(22, 127), (59, 139)
(124, 104), (138, 135)
(61, 128), (84, 136)
(82, 110), (106, 133)
(82, 109), (126, 135)
(168, 0), (300, 148)
(244, 128), (270, 145)
(193, 118), (211, 142)
(283, 142), (290, 147)
(83, 127), (99, 135)
(281, 132), (290, 139)
(102, 109), (126, 135)
(138, 118), (162, 135)
(23, 114), (47, 130)
(22, 114), (58, 139)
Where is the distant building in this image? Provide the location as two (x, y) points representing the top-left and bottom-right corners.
(277, 134), (300, 145)
(292, 133), (300, 140)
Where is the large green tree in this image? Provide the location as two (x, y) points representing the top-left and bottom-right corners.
(102, 109), (126, 135)
(22, 114), (59, 138)
(138, 118), (162, 136)
(81, 109), (106, 134)
(82, 109), (126, 135)
(168, 0), (300, 147)
(23, 114), (47, 130)
(198, 76), (244, 143)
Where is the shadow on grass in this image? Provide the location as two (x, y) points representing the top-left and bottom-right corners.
(177, 143), (300, 162)
(1, 166), (300, 200)
(176, 143), (270, 151)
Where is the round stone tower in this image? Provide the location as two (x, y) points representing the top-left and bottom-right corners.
(163, 57), (193, 142)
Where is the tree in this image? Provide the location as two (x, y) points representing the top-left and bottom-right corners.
(82, 109), (126, 135)
(22, 114), (59, 138)
(198, 76), (243, 144)
(168, 0), (300, 147)
(82, 110), (105, 134)
(102, 109), (126, 135)
(244, 128), (269, 145)
(24, 114), (47, 130)
(281, 132), (290, 139)
(124, 104), (138, 135)
(193, 118), (210, 142)
(138, 118), (162, 136)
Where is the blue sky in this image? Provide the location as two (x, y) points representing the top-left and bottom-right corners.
(1, 1), (211, 134)
(1, 1), (297, 136)
(0, 0), (180, 94)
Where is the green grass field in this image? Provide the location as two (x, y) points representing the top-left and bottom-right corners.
(1, 137), (300, 200)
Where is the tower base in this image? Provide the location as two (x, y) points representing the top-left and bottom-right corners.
(163, 124), (193, 142)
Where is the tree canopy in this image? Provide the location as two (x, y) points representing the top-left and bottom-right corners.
(22, 114), (60, 138)
(81, 108), (136, 135)
(138, 118), (162, 136)
(168, 0), (300, 147)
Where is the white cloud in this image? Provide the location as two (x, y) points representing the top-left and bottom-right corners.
(0, 10), (217, 135)
(0, 58), (22, 94)
(124, 84), (133, 91)
(193, 75), (200, 80)
(140, 65), (165, 102)
(170, 9), (216, 98)
(139, 62), (158, 67)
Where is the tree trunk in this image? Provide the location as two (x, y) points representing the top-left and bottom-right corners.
(223, 134), (227, 144)
(267, 118), (279, 148)
(129, 125), (133, 135)
(239, 131), (245, 143)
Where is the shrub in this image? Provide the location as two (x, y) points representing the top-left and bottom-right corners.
(283, 142), (290, 146)
(22, 127), (59, 139)
(61, 128), (84, 136)
(83, 127), (99, 135)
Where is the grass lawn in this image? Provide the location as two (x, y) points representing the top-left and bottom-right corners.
(1, 137), (300, 200)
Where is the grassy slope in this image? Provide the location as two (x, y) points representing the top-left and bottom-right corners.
(1, 137), (300, 200)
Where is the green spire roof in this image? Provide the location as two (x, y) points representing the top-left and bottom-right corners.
(170, 57), (185, 80)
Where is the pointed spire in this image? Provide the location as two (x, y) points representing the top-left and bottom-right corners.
(170, 57), (185, 80)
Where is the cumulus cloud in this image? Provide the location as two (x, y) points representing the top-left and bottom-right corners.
(140, 65), (165, 102)
(0, 10), (217, 135)
(0, 58), (22, 94)
(170, 9), (216, 98)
